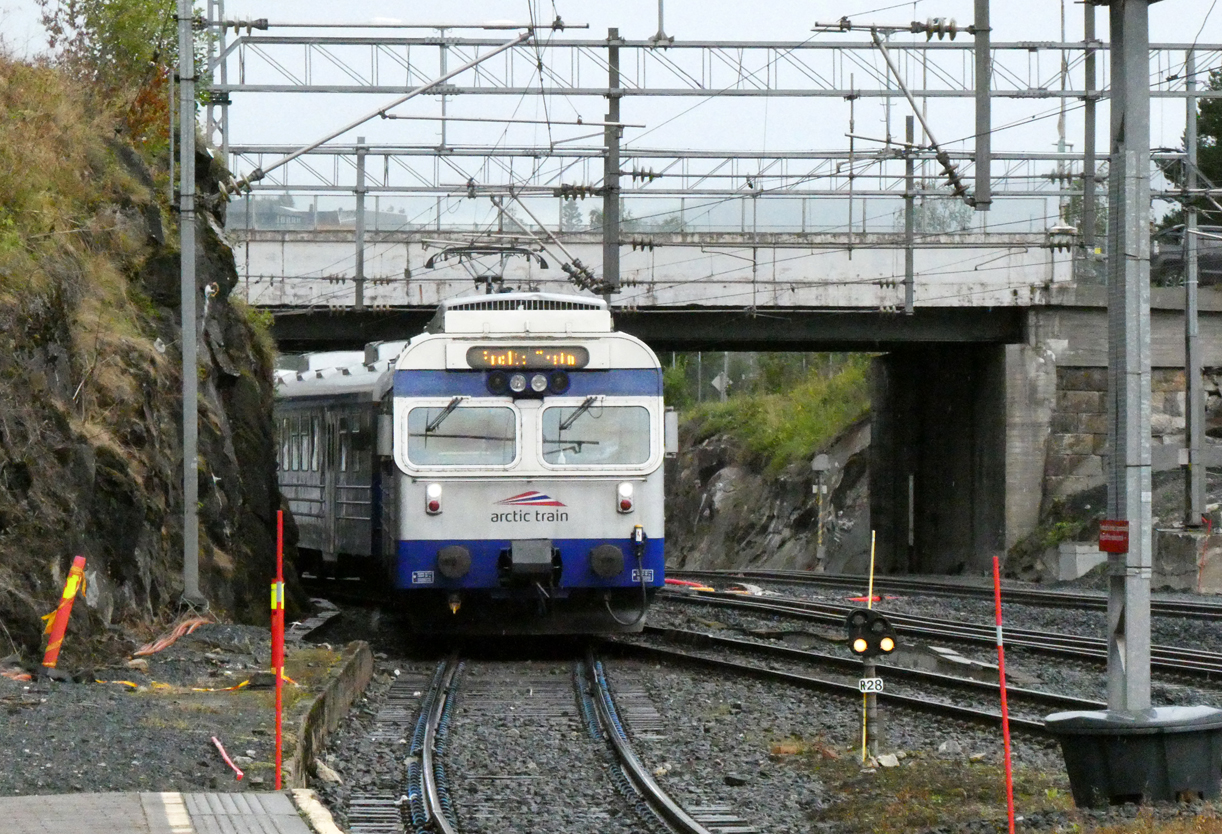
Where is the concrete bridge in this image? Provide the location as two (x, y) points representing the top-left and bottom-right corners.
(232, 226), (1222, 577)
(230, 228), (1075, 349)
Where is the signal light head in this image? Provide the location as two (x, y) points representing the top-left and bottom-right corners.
(425, 482), (442, 515)
(845, 607), (898, 658)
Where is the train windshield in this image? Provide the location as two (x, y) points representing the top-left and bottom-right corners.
(541, 405), (651, 466)
(406, 405), (516, 466)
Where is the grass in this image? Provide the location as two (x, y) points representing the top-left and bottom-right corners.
(684, 355), (871, 473)
(804, 752), (1074, 833)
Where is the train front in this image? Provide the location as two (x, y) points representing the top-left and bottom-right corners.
(388, 296), (667, 633)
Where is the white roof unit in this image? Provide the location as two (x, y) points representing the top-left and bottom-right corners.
(274, 351), (385, 400)
(428, 292), (612, 335)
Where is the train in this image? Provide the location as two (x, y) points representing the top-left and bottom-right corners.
(273, 292), (675, 633)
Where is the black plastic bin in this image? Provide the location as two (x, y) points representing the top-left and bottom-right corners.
(1044, 706), (1222, 808)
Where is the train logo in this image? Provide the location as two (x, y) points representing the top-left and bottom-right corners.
(495, 491), (566, 507)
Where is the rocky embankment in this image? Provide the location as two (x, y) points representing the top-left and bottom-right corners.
(666, 416), (872, 573)
(0, 57), (297, 669)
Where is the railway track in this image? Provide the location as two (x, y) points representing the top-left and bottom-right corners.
(606, 637), (1053, 736)
(661, 588), (1222, 679)
(342, 650), (758, 834)
(668, 568), (1222, 620)
(639, 624), (1105, 716)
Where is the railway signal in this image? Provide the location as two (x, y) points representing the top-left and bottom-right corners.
(845, 608), (897, 658)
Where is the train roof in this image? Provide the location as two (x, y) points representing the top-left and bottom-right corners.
(426, 291), (612, 335)
(274, 348), (402, 401)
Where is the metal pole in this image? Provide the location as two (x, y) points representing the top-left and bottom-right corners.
(973, 0), (992, 210)
(864, 657), (879, 756)
(848, 74), (856, 246)
(1185, 50), (1206, 526)
(439, 30), (448, 151)
(604, 28), (622, 293)
(355, 136), (367, 311)
(1105, 0), (1152, 714)
(1057, 0), (1068, 222)
(1083, 4), (1098, 274)
(721, 351), (729, 403)
(697, 351), (703, 403)
(179, 0), (205, 607)
(218, 0), (229, 160)
(905, 116), (915, 314)
(168, 49), (175, 205)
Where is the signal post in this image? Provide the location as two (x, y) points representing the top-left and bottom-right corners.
(846, 607), (897, 759)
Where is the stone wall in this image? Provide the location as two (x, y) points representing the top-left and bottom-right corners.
(1045, 367), (1196, 504)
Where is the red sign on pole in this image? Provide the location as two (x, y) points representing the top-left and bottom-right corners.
(1099, 519), (1130, 554)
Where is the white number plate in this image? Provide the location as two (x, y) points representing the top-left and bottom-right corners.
(411, 571), (435, 585)
(631, 569), (655, 582)
(858, 677), (884, 693)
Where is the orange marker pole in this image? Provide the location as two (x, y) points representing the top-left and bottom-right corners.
(993, 556), (1016, 834)
(273, 510), (285, 790)
(42, 556), (87, 669)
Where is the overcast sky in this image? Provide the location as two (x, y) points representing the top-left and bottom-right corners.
(5, 1), (1221, 56)
(5, 1), (1221, 231)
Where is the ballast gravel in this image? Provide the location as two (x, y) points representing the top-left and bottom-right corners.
(7, 583), (1222, 833)
(0, 624), (291, 796)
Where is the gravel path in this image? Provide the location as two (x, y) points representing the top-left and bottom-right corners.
(0, 624), (296, 795)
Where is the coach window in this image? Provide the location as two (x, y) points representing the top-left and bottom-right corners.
(338, 416), (350, 472)
(289, 417), (301, 470)
(406, 405), (516, 466)
(542, 405), (651, 466)
(301, 417), (312, 472)
(311, 416), (321, 471)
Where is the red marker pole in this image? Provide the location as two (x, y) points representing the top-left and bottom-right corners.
(43, 556), (87, 669)
(993, 556), (1016, 834)
(273, 510), (285, 790)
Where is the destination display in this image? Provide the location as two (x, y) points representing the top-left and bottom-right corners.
(466, 346), (590, 369)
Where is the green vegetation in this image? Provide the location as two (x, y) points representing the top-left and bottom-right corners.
(806, 754), (1074, 833)
(680, 354), (871, 473)
(36, 0), (180, 159)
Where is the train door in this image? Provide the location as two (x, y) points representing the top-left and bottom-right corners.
(321, 413), (339, 570)
(333, 409), (374, 559)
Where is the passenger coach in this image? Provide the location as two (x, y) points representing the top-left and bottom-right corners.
(274, 292), (675, 633)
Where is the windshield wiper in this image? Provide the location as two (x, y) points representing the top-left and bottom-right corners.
(426, 397), (465, 433)
(559, 396), (598, 431)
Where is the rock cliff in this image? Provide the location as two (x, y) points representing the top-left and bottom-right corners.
(0, 58), (296, 667)
(666, 415), (873, 573)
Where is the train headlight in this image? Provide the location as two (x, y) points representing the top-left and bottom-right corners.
(509, 373), (528, 393)
(487, 371), (510, 395)
(617, 482), (634, 513)
(548, 370), (570, 394)
(530, 373), (549, 393)
(425, 482), (443, 515)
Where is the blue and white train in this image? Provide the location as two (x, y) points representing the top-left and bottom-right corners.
(274, 293), (675, 633)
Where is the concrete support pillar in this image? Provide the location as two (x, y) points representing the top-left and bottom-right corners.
(1004, 343), (1058, 549)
